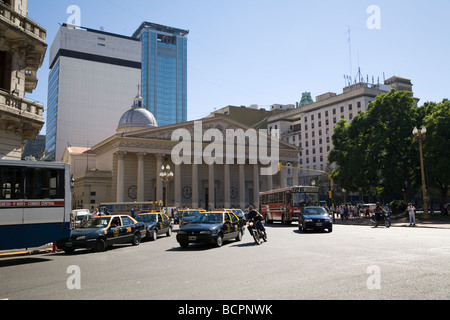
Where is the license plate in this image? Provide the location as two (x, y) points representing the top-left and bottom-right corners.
(189, 236), (197, 241)
(316, 223), (322, 226)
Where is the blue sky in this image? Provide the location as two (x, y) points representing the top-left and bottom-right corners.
(26, 0), (449, 133)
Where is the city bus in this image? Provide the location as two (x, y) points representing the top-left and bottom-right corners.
(98, 201), (163, 217)
(0, 160), (71, 250)
(259, 186), (320, 225)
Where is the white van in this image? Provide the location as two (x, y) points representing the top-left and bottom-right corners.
(71, 209), (91, 227)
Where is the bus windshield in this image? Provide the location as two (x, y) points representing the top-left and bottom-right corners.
(291, 192), (319, 207)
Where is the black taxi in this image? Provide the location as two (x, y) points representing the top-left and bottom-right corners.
(57, 215), (146, 253)
(176, 210), (243, 248)
(135, 212), (172, 241)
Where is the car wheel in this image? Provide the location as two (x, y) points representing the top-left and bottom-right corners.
(63, 248), (75, 254)
(216, 234), (223, 247)
(328, 227), (333, 233)
(179, 241), (189, 248)
(150, 230), (158, 241)
(93, 239), (106, 252)
(132, 232), (141, 246)
(166, 226), (172, 237)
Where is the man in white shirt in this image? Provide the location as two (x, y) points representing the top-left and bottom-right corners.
(407, 203), (416, 226)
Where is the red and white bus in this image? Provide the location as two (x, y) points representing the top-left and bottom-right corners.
(259, 186), (320, 225)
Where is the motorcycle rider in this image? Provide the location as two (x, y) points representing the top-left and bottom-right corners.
(374, 202), (386, 222)
(247, 205), (266, 236)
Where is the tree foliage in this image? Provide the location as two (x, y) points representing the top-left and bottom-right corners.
(328, 89), (420, 201)
(422, 99), (450, 205)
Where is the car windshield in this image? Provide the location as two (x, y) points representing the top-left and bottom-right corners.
(191, 213), (223, 224)
(135, 214), (157, 223)
(80, 217), (111, 228)
(183, 211), (198, 217)
(303, 207), (328, 215)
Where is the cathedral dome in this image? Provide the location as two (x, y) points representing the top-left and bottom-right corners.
(117, 92), (158, 133)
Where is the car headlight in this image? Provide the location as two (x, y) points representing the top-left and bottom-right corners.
(76, 236), (86, 240)
(304, 219), (313, 222)
(178, 231), (187, 235)
(200, 231), (211, 235)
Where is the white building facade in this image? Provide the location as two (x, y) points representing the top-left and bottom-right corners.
(45, 24), (142, 161)
(268, 77), (417, 184)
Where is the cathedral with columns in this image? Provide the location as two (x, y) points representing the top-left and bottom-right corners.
(65, 92), (300, 211)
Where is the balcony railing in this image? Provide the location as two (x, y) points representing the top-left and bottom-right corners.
(0, 89), (44, 119)
(0, 1), (46, 43)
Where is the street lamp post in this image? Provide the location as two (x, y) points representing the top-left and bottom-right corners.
(159, 165), (174, 215)
(413, 126), (428, 219)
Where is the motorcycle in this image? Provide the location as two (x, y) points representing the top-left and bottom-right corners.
(247, 219), (267, 245)
(371, 211), (391, 228)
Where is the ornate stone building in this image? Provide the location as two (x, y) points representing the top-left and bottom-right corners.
(0, 0), (47, 159)
(69, 93), (299, 210)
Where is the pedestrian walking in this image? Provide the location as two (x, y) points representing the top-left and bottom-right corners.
(407, 203), (416, 226)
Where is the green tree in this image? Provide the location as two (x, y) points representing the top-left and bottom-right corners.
(422, 99), (450, 209)
(328, 89), (419, 201)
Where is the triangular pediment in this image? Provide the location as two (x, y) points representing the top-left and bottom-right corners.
(119, 115), (298, 151)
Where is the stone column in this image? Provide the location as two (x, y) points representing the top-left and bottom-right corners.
(116, 151), (126, 202)
(224, 164), (231, 208)
(192, 164), (198, 209)
(137, 152), (146, 201)
(208, 164), (215, 209)
(253, 164), (260, 208)
(174, 164), (181, 208)
(155, 154), (163, 202)
(239, 164), (245, 209)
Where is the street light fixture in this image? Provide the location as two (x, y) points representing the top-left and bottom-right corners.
(159, 165), (174, 215)
(412, 126), (428, 219)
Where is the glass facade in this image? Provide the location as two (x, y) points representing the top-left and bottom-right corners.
(137, 23), (188, 126)
(45, 59), (60, 161)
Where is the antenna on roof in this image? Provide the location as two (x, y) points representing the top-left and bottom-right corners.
(347, 26), (352, 81)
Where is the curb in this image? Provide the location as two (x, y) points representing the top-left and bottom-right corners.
(0, 248), (57, 259)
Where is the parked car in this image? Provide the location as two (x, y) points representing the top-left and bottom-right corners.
(135, 212), (172, 241)
(179, 209), (206, 227)
(298, 206), (333, 233)
(57, 215), (146, 254)
(176, 211), (243, 248)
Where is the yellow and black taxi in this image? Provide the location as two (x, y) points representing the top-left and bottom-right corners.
(178, 209), (206, 227)
(135, 212), (172, 241)
(176, 210), (243, 248)
(57, 215), (146, 254)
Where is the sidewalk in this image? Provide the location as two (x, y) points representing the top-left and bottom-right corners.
(333, 217), (450, 229)
(0, 243), (57, 259)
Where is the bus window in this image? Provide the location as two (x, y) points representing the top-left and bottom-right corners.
(25, 168), (64, 199)
(0, 167), (22, 199)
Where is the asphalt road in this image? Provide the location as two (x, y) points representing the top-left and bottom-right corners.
(0, 223), (449, 300)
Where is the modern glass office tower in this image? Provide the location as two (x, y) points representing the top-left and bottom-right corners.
(133, 22), (188, 126)
(45, 24), (141, 161)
